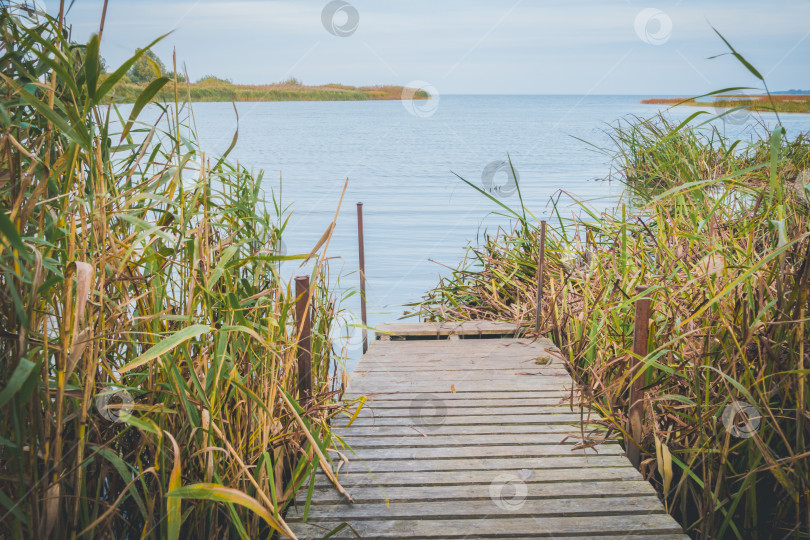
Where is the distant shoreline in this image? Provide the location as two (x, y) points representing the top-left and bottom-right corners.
(642, 94), (810, 114)
(109, 81), (431, 103)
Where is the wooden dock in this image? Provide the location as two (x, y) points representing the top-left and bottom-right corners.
(288, 322), (687, 539)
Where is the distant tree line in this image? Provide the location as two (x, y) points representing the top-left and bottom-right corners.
(127, 49), (186, 83)
(120, 49), (310, 87)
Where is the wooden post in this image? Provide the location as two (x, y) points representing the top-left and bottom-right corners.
(357, 203), (368, 354)
(295, 276), (312, 407)
(627, 286), (651, 469)
(534, 220), (547, 334)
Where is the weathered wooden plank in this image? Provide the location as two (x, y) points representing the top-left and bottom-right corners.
(291, 514), (686, 538)
(304, 479), (659, 504)
(339, 444), (620, 460)
(375, 321), (520, 338)
(368, 337), (558, 355)
(361, 355), (558, 364)
(356, 351), (557, 361)
(332, 413), (589, 427)
(344, 405), (590, 418)
(338, 433), (600, 448)
(331, 424), (590, 437)
(356, 371), (568, 380)
(347, 380), (574, 393)
(583, 536), (689, 540)
(364, 351), (557, 362)
(494, 536), (688, 540)
(364, 346), (556, 358)
(357, 352), (555, 361)
(346, 390), (575, 400)
(361, 343), (556, 355)
(288, 496), (665, 520)
(353, 397), (570, 408)
(361, 356), (554, 363)
(317, 467), (643, 487)
(356, 368), (560, 376)
(414, 537), (689, 540)
(363, 346), (556, 353)
(327, 455), (631, 473)
(351, 375), (570, 384)
(365, 345), (554, 359)
(361, 354), (558, 362)
(348, 372), (570, 382)
(349, 372), (570, 384)
(356, 365), (564, 373)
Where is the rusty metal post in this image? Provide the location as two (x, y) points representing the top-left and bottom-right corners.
(357, 203), (368, 354)
(534, 220), (547, 334)
(295, 276), (312, 407)
(627, 286), (651, 469)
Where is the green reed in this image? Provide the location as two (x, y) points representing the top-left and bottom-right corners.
(0, 8), (354, 539)
(409, 114), (810, 538)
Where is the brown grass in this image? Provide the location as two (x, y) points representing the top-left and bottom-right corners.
(408, 117), (810, 538)
(642, 95), (810, 113)
(109, 80), (432, 103)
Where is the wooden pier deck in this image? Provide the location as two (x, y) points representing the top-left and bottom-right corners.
(288, 322), (687, 539)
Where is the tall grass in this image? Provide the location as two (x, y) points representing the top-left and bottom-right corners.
(409, 115), (810, 538)
(641, 95), (810, 114)
(110, 80), (431, 103)
(0, 8), (353, 539)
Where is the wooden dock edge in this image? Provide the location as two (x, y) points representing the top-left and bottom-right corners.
(376, 321), (520, 340)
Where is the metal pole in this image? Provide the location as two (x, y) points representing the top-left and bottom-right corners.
(535, 220), (547, 334)
(627, 286), (651, 469)
(295, 276), (312, 407)
(357, 203), (368, 354)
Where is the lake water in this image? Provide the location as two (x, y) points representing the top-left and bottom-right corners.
(132, 96), (810, 369)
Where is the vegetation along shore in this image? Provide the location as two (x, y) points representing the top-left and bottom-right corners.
(408, 111), (810, 537)
(114, 78), (431, 103)
(643, 94), (810, 114)
(409, 41), (810, 539)
(104, 48), (430, 103)
(0, 10), (360, 539)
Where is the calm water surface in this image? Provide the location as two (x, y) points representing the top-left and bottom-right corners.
(133, 96), (810, 369)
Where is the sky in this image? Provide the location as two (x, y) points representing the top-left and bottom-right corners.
(59, 0), (810, 95)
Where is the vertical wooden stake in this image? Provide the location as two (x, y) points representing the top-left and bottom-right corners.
(357, 203), (368, 354)
(535, 220), (547, 334)
(295, 276), (312, 407)
(628, 286), (651, 469)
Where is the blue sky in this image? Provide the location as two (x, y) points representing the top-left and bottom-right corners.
(62, 0), (810, 95)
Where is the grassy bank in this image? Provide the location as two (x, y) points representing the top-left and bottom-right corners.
(0, 10), (355, 539)
(110, 79), (431, 103)
(408, 116), (810, 538)
(643, 94), (810, 114)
